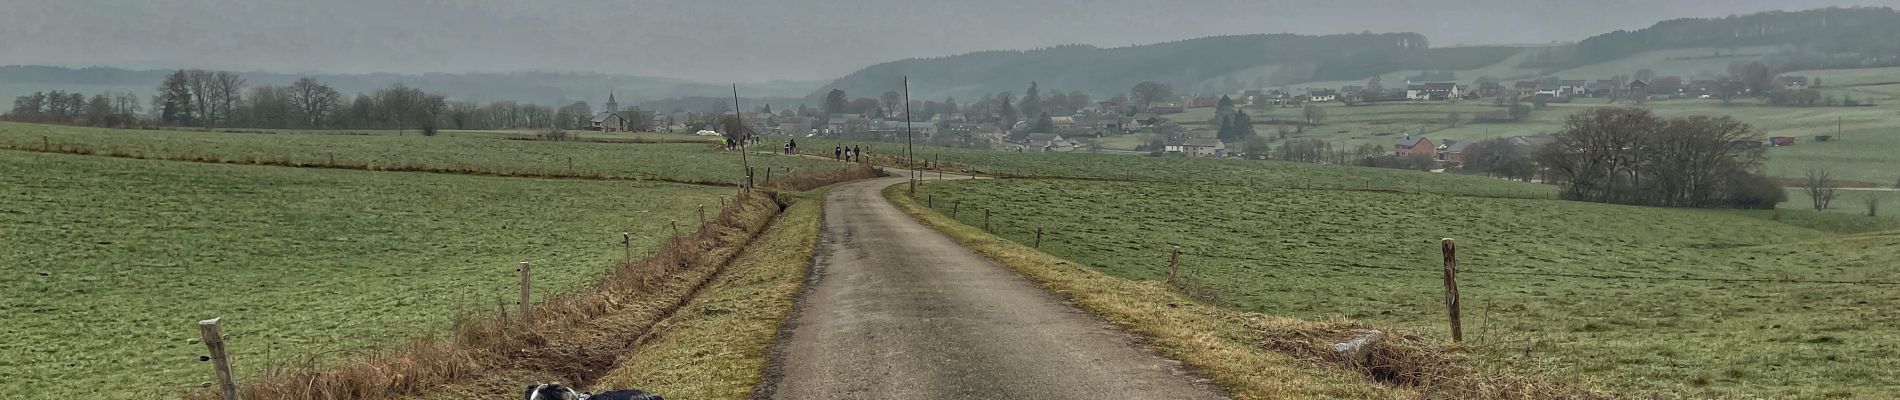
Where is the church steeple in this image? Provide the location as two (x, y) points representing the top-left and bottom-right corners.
(605, 91), (619, 112)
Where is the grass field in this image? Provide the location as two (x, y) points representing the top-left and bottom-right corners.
(0, 121), (837, 184)
(915, 178), (1900, 398)
(0, 150), (729, 397)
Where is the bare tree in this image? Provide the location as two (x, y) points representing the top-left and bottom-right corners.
(208, 71), (247, 127)
(289, 77), (342, 128)
(1803, 169), (1838, 211)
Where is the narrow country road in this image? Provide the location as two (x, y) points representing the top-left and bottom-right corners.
(757, 174), (1227, 400)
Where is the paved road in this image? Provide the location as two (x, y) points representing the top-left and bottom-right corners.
(758, 175), (1226, 400)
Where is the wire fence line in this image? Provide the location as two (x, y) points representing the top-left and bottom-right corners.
(946, 203), (1900, 287)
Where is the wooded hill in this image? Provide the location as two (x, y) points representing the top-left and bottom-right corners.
(815, 7), (1900, 101)
(811, 33), (1520, 101)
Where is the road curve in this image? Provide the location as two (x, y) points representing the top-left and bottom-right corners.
(757, 174), (1227, 400)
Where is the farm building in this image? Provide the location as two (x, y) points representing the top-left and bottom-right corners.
(1394, 135), (1435, 158)
(1438, 140), (1472, 164)
(1024, 133), (1075, 152)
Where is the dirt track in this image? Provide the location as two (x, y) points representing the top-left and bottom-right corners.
(756, 174), (1226, 399)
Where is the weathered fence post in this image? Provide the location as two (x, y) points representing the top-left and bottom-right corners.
(42, 136), (50, 151)
(720, 195), (726, 207)
(765, 167), (772, 183)
(328, 152), (336, 166)
(951, 201), (960, 217)
(928, 194), (934, 208)
(1034, 227), (1043, 248)
(197, 317), (238, 400)
(567, 157), (574, 173)
(698, 204), (706, 225)
(670, 220), (680, 237)
(1441, 238), (1462, 342)
(1168, 247), (1181, 283)
(518, 262), (533, 322)
(622, 232), (632, 262)
(983, 209), (992, 232)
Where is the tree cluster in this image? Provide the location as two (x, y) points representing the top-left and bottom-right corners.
(1538, 107), (1783, 209)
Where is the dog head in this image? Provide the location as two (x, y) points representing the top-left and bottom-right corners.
(522, 383), (585, 400)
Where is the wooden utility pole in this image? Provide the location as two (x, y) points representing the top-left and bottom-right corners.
(518, 262), (533, 322)
(1441, 238), (1462, 342)
(733, 84), (751, 188)
(197, 317), (238, 400)
(905, 76), (916, 194)
(1168, 247), (1181, 283)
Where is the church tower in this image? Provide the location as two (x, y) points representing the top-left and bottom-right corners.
(605, 91), (619, 112)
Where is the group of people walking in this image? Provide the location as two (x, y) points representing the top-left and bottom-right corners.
(834, 144), (864, 162)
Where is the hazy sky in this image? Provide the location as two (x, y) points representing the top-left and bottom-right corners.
(3, 0), (1891, 82)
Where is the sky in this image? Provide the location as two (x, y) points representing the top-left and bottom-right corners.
(2, 0), (1892, 82)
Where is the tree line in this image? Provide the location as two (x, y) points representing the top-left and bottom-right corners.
(7, 69), (657, 135)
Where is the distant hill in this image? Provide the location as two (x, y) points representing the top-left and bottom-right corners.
(0, 65), (825, 107)
(814, 7), (1900, 101)
(810, 33), (1521, 101)
(1521, 7), (1900, 73)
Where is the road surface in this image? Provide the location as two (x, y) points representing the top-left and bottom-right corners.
(757, 174), (1226, 399)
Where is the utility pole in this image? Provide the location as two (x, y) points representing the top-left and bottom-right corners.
(733, 84), (751, 188)
(905, 76), (916, 194)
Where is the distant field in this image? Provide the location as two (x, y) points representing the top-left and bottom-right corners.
(832, 144), (1557, 198)
(0, 122), (836, 184)
(916, 178), (1900, 398)
(0, 151), (727, 397)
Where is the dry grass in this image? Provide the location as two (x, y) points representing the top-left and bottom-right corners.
(182, 188), (781, 400)
(589, 188), (828, 399)
(761, 164), (884, 191)
(884, 183), (1608, 400)
(178, 166), (878, 400)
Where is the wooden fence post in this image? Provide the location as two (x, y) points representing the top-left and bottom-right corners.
(670, 220), (680, 237)
(1441, 238), (1462, 342)
(1168, 247), (1181, 283)
(622, 232), (632, 262)
(951, 201), (960, 217)
(928, 194), (934, 208)
(327, 152), (335, 166)
(1034, 227), (1043, 248)
(983, 209), (991, 232)
(698, 204), (706, 225)
(567, 157), (574, 173)
(765, 167), (772, 183)
(518, 262), (533, 322)
(720, 195), (726, 207)
(197, 317), (238, 400)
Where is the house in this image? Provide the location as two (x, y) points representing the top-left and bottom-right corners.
(1535, 82), (1563, 97)
(1626, 79), (1650, 93)
(1307, 89), (1338, 102)
(1586, 80), (1618, 97)
(1437, 140), (1472, 164)
(1780, 76), (1811, 91)
(824, 113), (866, 134)
(1023, 133), (1075, 152)
(1394, 135), (1436, 158)
(778, 117), (812, 136)
(1560, 80), (1587, 96)
(1514, 81), (1540, 97)
(1180, 138), (1226, 157)
(1406, 83), (1460, 100)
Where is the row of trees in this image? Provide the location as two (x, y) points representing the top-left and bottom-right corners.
(6, 90), (143, 127)
(6, 70), (656, 134)
(1539, 107), (1783, 209)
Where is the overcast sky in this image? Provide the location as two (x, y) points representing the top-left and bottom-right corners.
(3, 0), (1891, 82)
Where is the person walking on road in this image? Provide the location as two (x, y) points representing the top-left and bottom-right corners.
(853, 145), (863, 163)
(834, 145), (842, 161)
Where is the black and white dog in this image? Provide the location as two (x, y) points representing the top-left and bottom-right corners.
(523, 383), (664, 400)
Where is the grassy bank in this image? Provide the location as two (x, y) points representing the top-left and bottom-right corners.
(592, 187), (827, 398)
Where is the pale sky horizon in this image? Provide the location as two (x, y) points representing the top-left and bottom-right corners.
(3, 0), (1893, 82)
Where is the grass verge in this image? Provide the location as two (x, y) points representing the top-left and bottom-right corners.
(589, 186), (827, 399)
(883, 182), (1605, 400)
